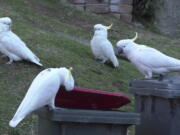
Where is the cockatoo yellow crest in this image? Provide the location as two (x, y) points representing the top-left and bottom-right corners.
(67, 67), (73, 78)
(106, 24), (113, 30)
(131, 32), (138, 42)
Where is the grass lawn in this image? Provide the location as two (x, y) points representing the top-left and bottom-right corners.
(0, 0), (180, 134)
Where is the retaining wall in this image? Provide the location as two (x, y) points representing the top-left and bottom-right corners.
(69, 0), (133, 22)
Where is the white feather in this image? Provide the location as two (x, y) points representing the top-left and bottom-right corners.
(0, 17), (12, 26)
(90, 24), (119, 67)
(0, 19), (42, 66)
(116, 39), (180, 78)
(9, 67), (74, 127)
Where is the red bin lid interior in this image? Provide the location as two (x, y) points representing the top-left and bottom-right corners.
(55, 86), (131, 110)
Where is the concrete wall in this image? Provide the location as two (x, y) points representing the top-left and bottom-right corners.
(154, 0), (180, 37)
(69, 0), (133, 22)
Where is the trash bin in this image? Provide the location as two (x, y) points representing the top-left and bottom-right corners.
(129, 75), (180, 135)
(37, 107), (140, 135)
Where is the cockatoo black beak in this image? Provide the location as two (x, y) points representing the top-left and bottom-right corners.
(117, 47), (123, 54)
(114, 46), (123, 55)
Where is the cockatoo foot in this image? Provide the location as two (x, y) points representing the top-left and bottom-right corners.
(113, 63), (119, 68)
(144, 76), (152, 79)
(49, 98), (57, 110)
(144, 71), (152, 79)
(48, 106), (67, 111)
(48, 105), (57, 110)
(100, 59), (107, 64)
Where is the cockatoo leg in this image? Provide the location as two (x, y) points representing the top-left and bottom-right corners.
(145, 71), (152, 79)
(100, 59), (107, 64)
(6, 58), (13, 64)
(48, 96), (67, 111)
(49, 96), (57, 110)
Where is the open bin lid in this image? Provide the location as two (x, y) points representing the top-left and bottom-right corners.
(129, 75), (180, 98)
(55, 86), (130, 109)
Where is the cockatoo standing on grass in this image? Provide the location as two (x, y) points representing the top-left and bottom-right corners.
(90, 24), (119, 67)
(116, 32), (180, 78)
(0, 17), (42, 66)
(9, 67), (74, 127)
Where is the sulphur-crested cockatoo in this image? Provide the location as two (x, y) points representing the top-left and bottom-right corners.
(0, 19), (42, 66)
(9, 67), (74, 127)
(116, 32), (180, 78)
(90, 24), (119, 67)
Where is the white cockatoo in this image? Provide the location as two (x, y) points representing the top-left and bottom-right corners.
(9, 67), (74, 127)
(0, 18), (42, 66)
(90, 24), (119, 67)
(116, 32), (180, 78)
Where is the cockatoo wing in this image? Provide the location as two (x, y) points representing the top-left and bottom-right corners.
(1, 31), (42, 66)
(101, 39), (119, 67)
(9, 68), (61, 127)
(133, 46), (180, 69)
(101, 40), (114, 57)
(1, 32), (28, 56)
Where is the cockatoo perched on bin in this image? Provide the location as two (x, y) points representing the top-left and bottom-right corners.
(116, 32), (180, 78)
(90, 24), (119, 67)
(0, 17), (42, 66)
(9, 67), (74, 127)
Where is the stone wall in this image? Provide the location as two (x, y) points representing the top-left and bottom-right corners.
(69, 0), (133, 22)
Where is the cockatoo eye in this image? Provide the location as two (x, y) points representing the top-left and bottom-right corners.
(94, 27), (101, 31)
(122, 45), (126, 48)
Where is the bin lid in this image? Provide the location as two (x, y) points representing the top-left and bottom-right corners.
(129, 75), (180, 98)
(55, 86), (130, 109)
